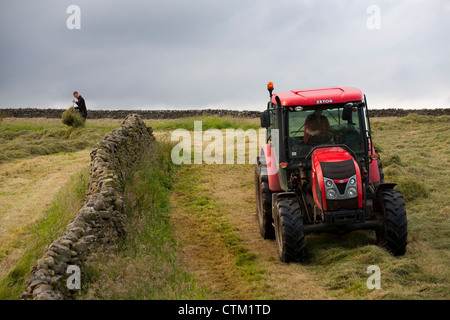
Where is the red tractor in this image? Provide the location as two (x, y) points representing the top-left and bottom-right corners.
(255, 83), (407, 262)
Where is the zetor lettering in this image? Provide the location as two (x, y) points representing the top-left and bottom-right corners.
(316, 99), (333, 104)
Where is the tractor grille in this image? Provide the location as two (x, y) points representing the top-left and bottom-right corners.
(320, 159), (356, 180)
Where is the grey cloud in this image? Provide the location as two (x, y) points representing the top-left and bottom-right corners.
(0, 0), (449, 110)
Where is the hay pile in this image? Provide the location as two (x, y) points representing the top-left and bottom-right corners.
(62, 106), (84, 128)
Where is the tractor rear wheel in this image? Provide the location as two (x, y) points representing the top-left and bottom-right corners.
(255, 165), (274, 239)
(375, 189), (407, 256)
(273, 197), (306, 262)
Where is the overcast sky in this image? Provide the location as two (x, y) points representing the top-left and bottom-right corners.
(0, 0), (449, 110)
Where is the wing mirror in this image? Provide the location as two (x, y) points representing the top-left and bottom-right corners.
(260, 110), (270, 128)
(342, 102), (354, 121)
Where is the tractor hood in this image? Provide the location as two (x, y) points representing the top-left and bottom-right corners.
(311, 147), (363, 211)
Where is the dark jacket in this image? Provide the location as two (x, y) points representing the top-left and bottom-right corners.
(75, 95), (87, 118)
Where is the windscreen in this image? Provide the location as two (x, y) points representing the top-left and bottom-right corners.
(288, 106), (364, 159)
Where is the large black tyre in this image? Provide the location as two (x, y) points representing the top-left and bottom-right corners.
(255, 165), (274, 239)
(376, 189), (407, 256)
(273, 197), (306, 262)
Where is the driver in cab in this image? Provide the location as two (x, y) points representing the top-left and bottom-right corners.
(303, 109), (332, 145)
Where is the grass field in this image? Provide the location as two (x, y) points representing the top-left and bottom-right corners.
(0, 118), (103, 298)
(0, 168), (89, 299)
(168, 114), (450, 299)
(0, 114), (448, 300)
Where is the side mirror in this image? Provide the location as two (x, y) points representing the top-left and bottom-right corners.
(260, 110), (270, 128)
(342, 103), (354, 121)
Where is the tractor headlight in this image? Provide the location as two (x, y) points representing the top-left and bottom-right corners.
(325, 180), (333, 188)
(326, 188), (338, 199)
(347, 186), (357, 198)
(349, 177), (356, 186)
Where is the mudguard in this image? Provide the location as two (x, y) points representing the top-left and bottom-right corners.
(369, 145), (381, 184)
(374, 183), (397, 194)
(261, 144), (282, 192)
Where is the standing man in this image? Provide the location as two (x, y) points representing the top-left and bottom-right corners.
(72, 91), (87, 120)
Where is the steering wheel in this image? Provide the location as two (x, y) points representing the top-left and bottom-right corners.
(308, 131), (333, 145)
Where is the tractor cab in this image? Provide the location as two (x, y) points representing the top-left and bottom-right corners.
(255, 83), (407, 262)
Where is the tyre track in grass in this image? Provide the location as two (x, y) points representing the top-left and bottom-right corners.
(170, 164), (329, 299)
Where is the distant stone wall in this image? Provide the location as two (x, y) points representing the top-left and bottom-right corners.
(0, 108), (261, 119)
(20, 114), (154, 300)
(368, 108), (449, 117)
(1, 108), (448, 119)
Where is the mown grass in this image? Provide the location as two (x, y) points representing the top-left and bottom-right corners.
(0, 120), (107, 164)
(0, 114), (447, 300)
(0, 168), (89, 299)
(301, 114), (450, 299)
(164, 114), (449, 300)
(150, 116), (260, 131)
(373, 115), (449, 247)
(175, 166), (266, 288)
(79, 140), (204, 300)
(0, 116), (259, 164)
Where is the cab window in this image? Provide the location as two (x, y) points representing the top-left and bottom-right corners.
(288, 106), (364, 159)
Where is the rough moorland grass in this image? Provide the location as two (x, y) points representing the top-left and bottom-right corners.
(80, 140), (204, 300)
(0, 168), (89, 300)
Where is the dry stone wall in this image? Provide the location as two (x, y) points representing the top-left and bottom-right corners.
(0, 108), (261, 119)
(1, 108), (449, 119)
(20, 114), (154, 300)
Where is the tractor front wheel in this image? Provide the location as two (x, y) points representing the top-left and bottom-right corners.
(375, 189), (407, 256)
(273, 197), (306, 262)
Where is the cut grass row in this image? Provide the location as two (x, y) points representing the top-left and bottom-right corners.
(0, 168), (89, 299)
(0, 117), (259, 164)
(0, 125), (105, 164)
